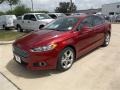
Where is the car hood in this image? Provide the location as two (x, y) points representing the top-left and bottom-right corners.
(14, 30), (66, 49)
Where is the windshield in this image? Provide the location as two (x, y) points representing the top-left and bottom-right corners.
(43, 17), (78, 31)
(35, 14), (51, 20)
(57, 13), (66, 17)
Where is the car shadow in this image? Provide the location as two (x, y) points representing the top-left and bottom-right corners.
(6, 60), (61, 79)
(6, 47), (102, 79)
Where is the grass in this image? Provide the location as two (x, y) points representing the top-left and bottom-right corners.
(0, 30), (26, 41)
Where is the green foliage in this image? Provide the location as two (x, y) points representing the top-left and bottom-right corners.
(6, 10), (13, 15)
(5, 5), (49, 16)
(0, 0), (4, 4)
(0, 11), (5, 15)
(31, 10), (49, 13)
(6, 5), (31, 16)
(13, 5), (31, 16)
(55, 2), (77, 13)
(0, 30), (26, 41)
(0, 0), (20, 10)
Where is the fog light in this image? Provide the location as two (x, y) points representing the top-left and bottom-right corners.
(34, 62), (47, 67)
(38, 62), (47, 66)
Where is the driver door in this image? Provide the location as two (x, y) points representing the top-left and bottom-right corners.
(75, 16), (96, 56)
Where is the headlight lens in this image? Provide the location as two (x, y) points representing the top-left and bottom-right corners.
(31, 44), (57, 52)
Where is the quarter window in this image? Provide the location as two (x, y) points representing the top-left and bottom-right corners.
(93, 16), (104, 26)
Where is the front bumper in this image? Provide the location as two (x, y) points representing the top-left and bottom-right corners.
(13, 46), (59, 70)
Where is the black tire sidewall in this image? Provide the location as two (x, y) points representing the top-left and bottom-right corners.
(57, 47), (75, 71)
(17, 25), (23, 32)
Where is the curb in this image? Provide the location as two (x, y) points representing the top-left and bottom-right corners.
(0, 40), (15, 45)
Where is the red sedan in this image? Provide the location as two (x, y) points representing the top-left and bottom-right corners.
(13, 15), (111, 71)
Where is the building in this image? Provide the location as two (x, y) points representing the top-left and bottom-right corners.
(76, 8), (101, 15)
(102, 2), (120, 15)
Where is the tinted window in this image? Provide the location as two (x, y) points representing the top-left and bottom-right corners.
(49, 14), (57, 19)
(30, 15), (36, 20)
(43, 17), (78, 31)
(77, 16), (93, 30)
(93, 16), (104, 26)
(24, 15), (31, 20)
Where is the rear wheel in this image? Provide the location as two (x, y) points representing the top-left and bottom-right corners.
(3, 25), (7, 30)
(102, 33), (110, 47)
(57, 47), (75, 71)
(17, 25), (23, 32)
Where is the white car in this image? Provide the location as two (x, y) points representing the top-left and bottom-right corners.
(48, 13), (66, 19)
(0, 15), (17, 30)
(14, 13), (54, 32)
(116, 15), (120, 22)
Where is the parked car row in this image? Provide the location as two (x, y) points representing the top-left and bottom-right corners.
(0, 13), (67, 31)
(14, 13), (54, 32)
(0, 12), (114, 33)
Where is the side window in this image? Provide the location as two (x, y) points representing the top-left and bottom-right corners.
(93, 16), (104, 26)
(23, 15), (31, 20)
(49, 14), (57, 19)
(77, 16), (93, 30)
(30, 15), (36, 21)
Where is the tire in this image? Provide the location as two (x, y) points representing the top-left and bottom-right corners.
(102, 33), (111, 47)
(57, 47), (75, 71)
(17, 25), (23, 32)
(3, 25), (7, 30)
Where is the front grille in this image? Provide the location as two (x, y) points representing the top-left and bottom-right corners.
(13, 46), (28, 58)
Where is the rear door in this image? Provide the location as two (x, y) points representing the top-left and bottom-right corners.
(23, 15), (31, 29)
(92, 16), (105, 44)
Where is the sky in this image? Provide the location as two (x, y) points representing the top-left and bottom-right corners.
(0, 0), (120, 12)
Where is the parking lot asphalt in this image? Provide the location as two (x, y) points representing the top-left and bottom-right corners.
(0, 24), (120, 90)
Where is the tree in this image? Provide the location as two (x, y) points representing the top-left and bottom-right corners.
(13, 5), (31, 16)
(6, 5), (31, 16)
(55, 2), (77, 13)
(31, 10), (49, 13)
(7, 0), (20, 10)
(0, 11), (5, 15)
(0, 0), (20, 11)
(0, 0), (4, 4)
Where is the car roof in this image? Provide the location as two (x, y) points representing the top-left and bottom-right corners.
(67, 14), (88, 19)
(24, 13), (46, 15)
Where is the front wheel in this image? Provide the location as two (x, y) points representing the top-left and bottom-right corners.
(102, 33), (111, 47)
(17, 25), (23, 32)
(57, 47), (75, 71)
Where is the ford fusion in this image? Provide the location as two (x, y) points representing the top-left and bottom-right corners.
(13, 15), (111, 71)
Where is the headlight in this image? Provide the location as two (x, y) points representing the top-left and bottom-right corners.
(31, 44), (57, 52)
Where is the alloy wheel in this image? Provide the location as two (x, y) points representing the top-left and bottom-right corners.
(61, 49), (74, 69)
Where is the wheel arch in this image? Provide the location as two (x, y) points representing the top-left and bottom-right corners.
(63, 45), (76, 59)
